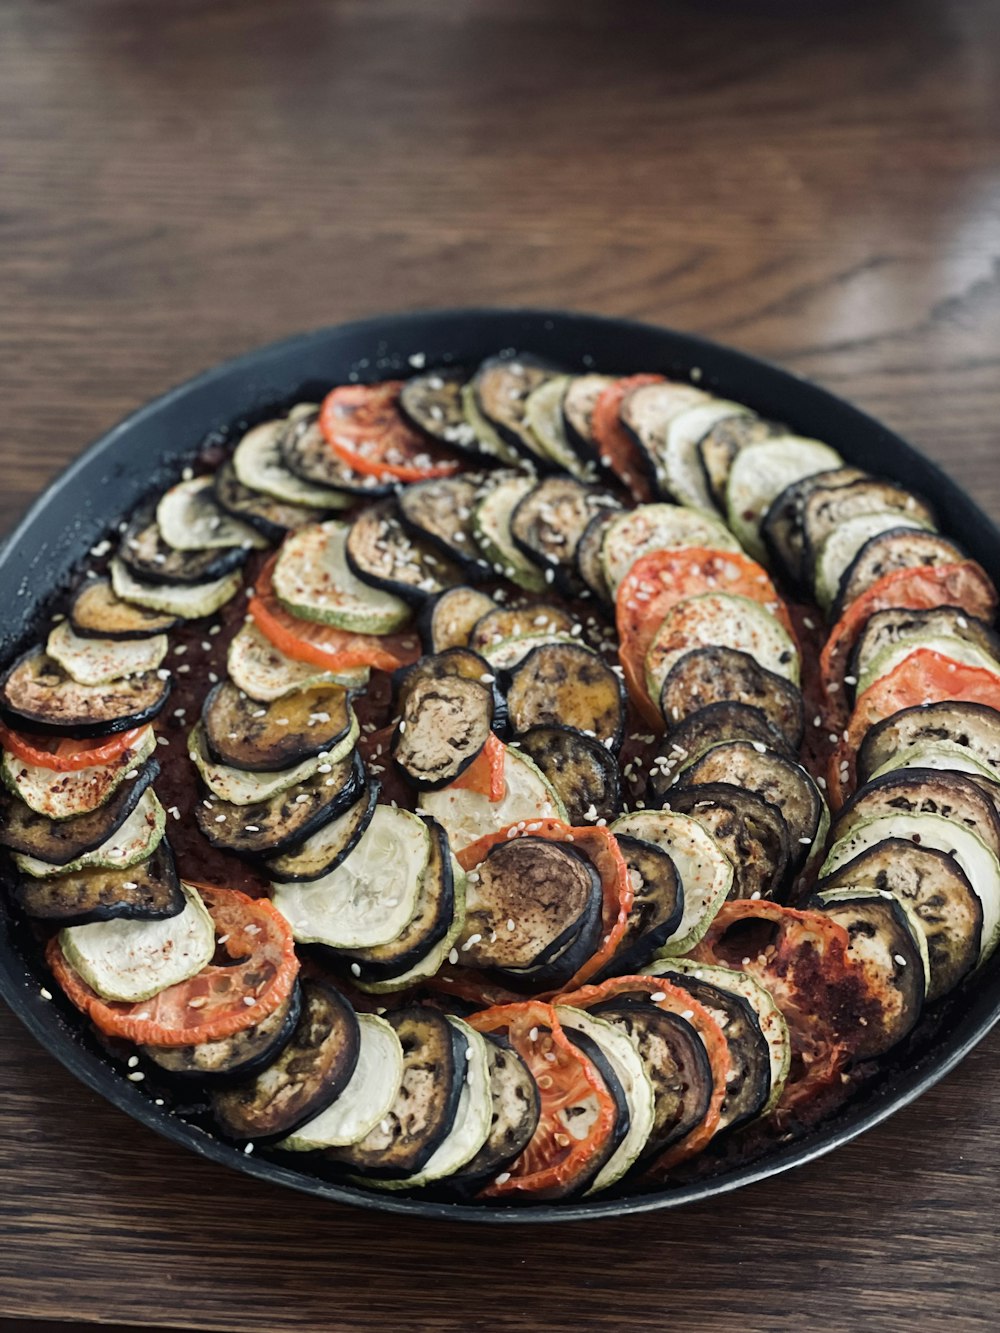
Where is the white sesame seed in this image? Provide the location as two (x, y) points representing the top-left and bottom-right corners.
(127, 1055), (139, 1068)
(39, 987), (52, 1001)
(244, 1142), (255, 1154)
(350, 963), (361, 977)
(127, 1071), (145, 1082)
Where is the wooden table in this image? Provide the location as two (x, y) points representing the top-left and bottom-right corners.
(2, 1), (1000, 1328)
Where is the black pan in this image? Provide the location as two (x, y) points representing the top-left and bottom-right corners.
(2, 308), (999, 1223)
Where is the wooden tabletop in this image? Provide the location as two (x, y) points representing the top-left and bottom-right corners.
(3, 1), (1000, 1328)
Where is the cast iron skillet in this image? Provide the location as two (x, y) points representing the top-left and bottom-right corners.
(2, 308), (1000, 1223)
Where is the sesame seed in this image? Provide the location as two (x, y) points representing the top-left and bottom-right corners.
(649, 991), (666, 1002)
(242, 996), (256, 1007)
(39, 987), (52, 1001)
(244, 1143), (255, 1155)
(448, 948), (459, 965)
(127, 1071), (145, 1082)
(894, 954), (908, 967)
(350, 963), (361, 977)
(127, 1055), (139, 1068)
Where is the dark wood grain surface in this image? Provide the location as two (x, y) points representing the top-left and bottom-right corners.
(2, 1), (1000, 1328)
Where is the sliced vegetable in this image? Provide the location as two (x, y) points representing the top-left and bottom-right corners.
(472, 355), (557, 465)
(201, 678), (353, 773)
(265, 779), (378, 884)
(14, 788), (165, 879)
(0, 648), (169, 737)
(761, 467), (865, 591)
(509, 476), (618, 594)
(590, 374), (663, 501)
(801, 476), (936, 575)
(561, 373), (616, 469)
(651, 701), (794, 791)
(320, 381), (464, 482)
(574, 508), (620, 604)
(399, 368), (484, 458)
(214, 459), (329, 542)
(280, 408), (394, 497)
(848, 606), (1000, 702)
(70, 579), (178, 641)
(109, 557), (242, 619)
(618, 380), (711, 500)
(698, 413), (776, 513)
(832, 767), (1000, 862)
(46, 621), (168, 687)
(524, 376), (598, 479)
(421, 746), (566, 851)
(398, 475), (493, 579)
(725, 436), (842, 564)
(346, 500), (464, 604)
(814, 512), (930, 616)
(0, 726), (156, 820)
(600, 504), (741, 598)
(659, 784), (791, 902)
(472, 474), (548, 592)
(119, 517), (248, 587)
(505, 641), (625, 749)
(469, 603), (575, 656)
(13, 839), (184, 926)
(233, 418), (353, 508)
(188, 716), (358, 805)
(610, 833), (684, 971)
(516, 725), (622, 826)
(143, 985), (302, 1084)
(227, 620), (368, 703)
(271, 521), (411, 633)
(392, 673), (493, 790)
(658, 402), (751, 511)
(448, 1036), (541, 1186)
(658, 645), (804, 748)
(834, 528), (967, 621)
(156, 476), (267, 551)
(856, 700), (1000, 789)
(418, 586), (496, 655)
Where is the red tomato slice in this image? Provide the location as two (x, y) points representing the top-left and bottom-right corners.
(820, 561), (998, 726)
(249, 555), (421, 673)
(0, 723), (148, 773)
(456, 819), (633, 993)
(555, 974), (730, 1170)
(451, 732), (506, 801)
(319, 382), (462, 482)
(591, 374), (663, 502)
(468, 1000), (618, 1199)
(690, 900), (881, 1122)
(46, 884), (299, 1047)
(828, 647), (1000, 806)
(616, 547), (793, 729)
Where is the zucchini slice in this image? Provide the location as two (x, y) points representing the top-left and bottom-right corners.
(516, 724), (622, 826)
(327, 1005), (465, 1178)
(832, 767), (1000, 863)
(556, 1006), (656, 1193)
(70, 579), (178, 641)
(472, 354), (557, 465)
(110, 557), (242, 619)
(392, 674), (493, 790)
(611, 809), (733, 954)
(600, 504), (741, 598)
(421, 745), (567, 851)
(472, 474), (548, 592)
(188, 715), (358, 805)
(212, 979), (361, 1142)
(469, 603), (575, 655)
(653, 701), (794, 789)
(560, 1026), (632, 1192)
(660, 783), (792, 902)
(562, 373), (616, 467)
(0, 647), (169, 736)
(589, 998), (713, 1158)
(659, 402), (752, 511)
(649, 968), (771, 1131)
(654, 959), (790, 1116)
(119, 515), (248, 587)
(346, 500), (464, 604)
(196, 749), (364, 857)
(849, 607), (1000, 699)
(1, 724), (156, 821)
(143, 986), (302, 1084)
(448, 1035), (540, 1187)
(821, 811), (1000, 964)
(575, 508), (619, 604)
(13, 839), (184, 926)
(397, 475), (492, 580)
(725, 436), (843, 564)
(349, 858), (467, 995)
(524, 376), (597, 480)
(857, 634), (1000, 698)
(814, 510), (930, 615)
(644, 592), (800, 709)
(618, 381), (712, 498)
(817, 838), (981, 1002)
(856, 701), (1000, 788)
(418, 586), (496, 654)
(698, 414), (777, 513)
(812, 889), (926, 1057)
(802, 476), (936, 574)
(761, 467), (866, 591)
(835, 527), (967, 621)
(232, 418), (353, 509)
(214, 460), (329, 542)
(60, 880), (215, 1003)
(279, 1012), (404, 1150)
(156, 476), (267, 551)
(399, 369), (483, 458)
(659, 645), (804, 749)
(0, 758), (158, 865)
(227, 620), (368, 703)
(509, 477), (619, 594)
(460, 382), (523, 466)
(272, 520), (411, 633)
(280, 410), (393, 498)
(265, 779), (378, 883)
(201, 678), (354, 773)
(46, 620), (168, 687)
(270, 804), (431, 949)
(14, 787), (166, 879)
(505, 641), (626, 749)
(610, 833), (684, 971)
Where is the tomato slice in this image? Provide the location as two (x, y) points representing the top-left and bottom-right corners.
(690, 900), (880, 1122)
(616, 547), (793, 729)
(828, 647), (1000, 806)
(450, 732), (506, 801)
(820, 561), (998, 726)
(591, 374), (663, 502)
(249, 555), (421, 673)
(0, 723), (149, 773)
(46, 884), (299, 1047)
(468, 1000), (618, 1199)
(319, 382), (462, 482)
(555, 974), (730, 1170)
(456, 819), (633, 993)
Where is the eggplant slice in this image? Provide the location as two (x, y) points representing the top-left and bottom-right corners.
(562, 374), (616, 467)
(653, 701), (794, 788)
(393, 647), (506, 734)
(509, 477), (618, 594)
(0, 649), (169, 736)
(196, 749), (364, 857)
(119, 512), (248, 586)
(472, 355), (557, 464)
(659, 646), (804, 750)
(392, 674), (493, 790)
(212, 979), (361, 1141)
(832, 767), (1000, 863)
(559, 1025), (631, 1193)
(575, 508), (620, 604)
(202, 679), (353, 773)
(346, 499), (464, 603)
(469, 604), (576, 656)
(505, 642), (626, 750)
(70, 579), (178, 641)
(399, 368), (483, 457)
(761, 467), (865, 591)
(698, 414), (777, 513)
(817, 838), (981, 1001)
(856, 701), (1000, 787)
(659, 783), (792, 901)
(802, 477), (936, 573)
(610, 833), (684, 969)
(449, 1035), (541, 1186)
(833, 527), (966, 621)
(515, 724), (622, 826)
(280, 411), (393, 497)
(264, 779), (379, 883)
(214, 460), (329, 541)
(12, 838), (184, 925)
(848, 607), (1000, 699)
(418, 586), (496, 654)
(327, 1005), (466, 1178)
(0, 758), (158, 864)
(397, 475), (492, 579)
(142, 985), (302, 1083)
